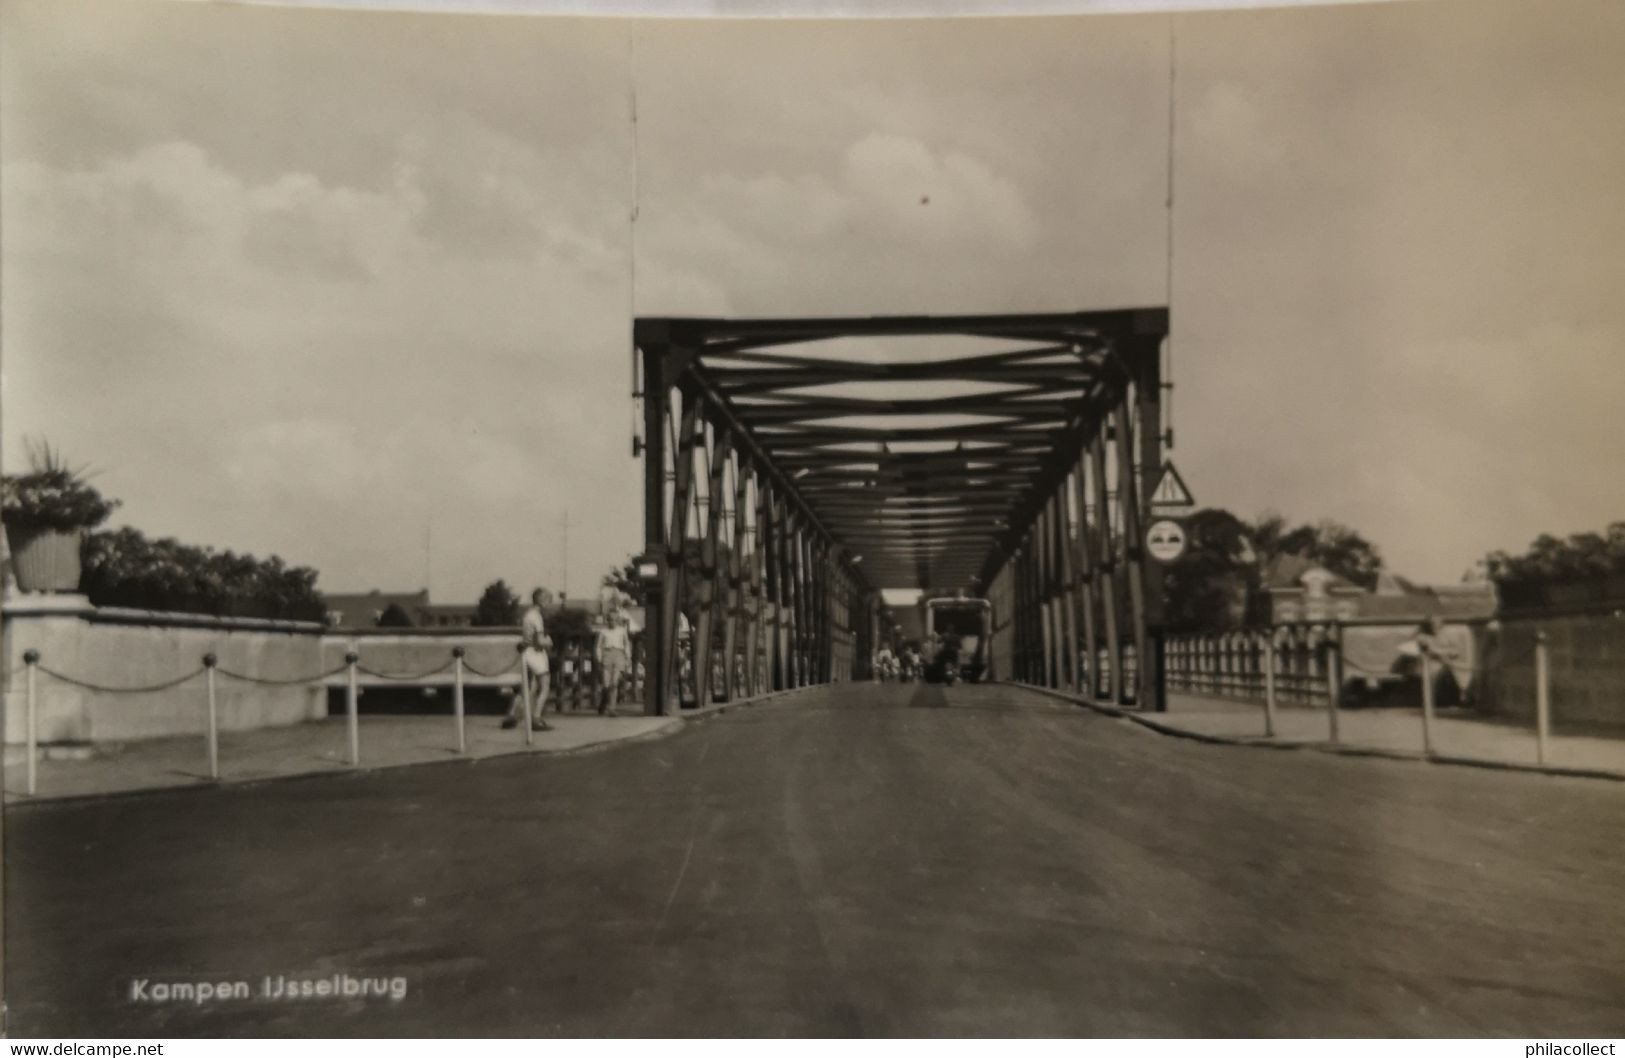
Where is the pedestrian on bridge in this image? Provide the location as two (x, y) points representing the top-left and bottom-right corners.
(504, 588), (553, 732)
(901, 644), (921, 682)
(596, 607), (632, 715)
(876, 644), (897, 681)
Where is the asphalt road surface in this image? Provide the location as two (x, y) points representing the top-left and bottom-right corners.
(7, 682), (1625, 1036)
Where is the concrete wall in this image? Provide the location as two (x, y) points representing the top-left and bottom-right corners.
(1479, 612), (1625, 728)
(2, 597), (326, 744)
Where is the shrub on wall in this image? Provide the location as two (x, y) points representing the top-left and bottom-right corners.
(473, 579), (521, 626)
(80, 527), (326, 622)
(376, 602), (416, 627)
(1485, 523), (1625, 613)
(1485, 523), (1625, 584)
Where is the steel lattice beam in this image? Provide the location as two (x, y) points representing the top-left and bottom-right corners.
(634, 309), (1169, 716)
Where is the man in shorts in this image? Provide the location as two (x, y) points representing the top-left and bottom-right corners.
(595, 607), (632, 715)
(504, 588), (553, 731)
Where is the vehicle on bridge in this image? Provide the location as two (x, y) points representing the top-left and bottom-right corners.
(922, 595), (991, 684)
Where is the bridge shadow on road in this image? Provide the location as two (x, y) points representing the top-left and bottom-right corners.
(894, 680), (1083, 715)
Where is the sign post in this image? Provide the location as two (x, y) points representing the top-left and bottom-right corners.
(1147, 459), (1197, 517)
(1143, 460), (1195, 716)
(1144, 519), (1189, 564)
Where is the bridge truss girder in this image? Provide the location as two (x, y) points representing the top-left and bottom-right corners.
(634, 309), (1169, 716)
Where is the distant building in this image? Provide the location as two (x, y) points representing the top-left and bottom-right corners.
(322, 590), (476, 629)
(323, 589), (430, 628)
(418, 603), (478, 628)
(1266, 557), (1497, 625)
(1266, 559), (1498, 701)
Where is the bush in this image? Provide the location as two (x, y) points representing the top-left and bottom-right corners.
(376, 602), (415, 627)
(473, 579), (521, 626)
(80, 527), (326, 621)
(1486, 524), (1625, 585)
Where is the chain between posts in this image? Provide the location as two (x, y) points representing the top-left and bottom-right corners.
(216, 663), (351, 685)
(461, 655), (521, 678)
(32, 664), (206, 694)
(12, 643), (531, 795)
(356, 657), (457, 681)
(27, 653), (520, 689)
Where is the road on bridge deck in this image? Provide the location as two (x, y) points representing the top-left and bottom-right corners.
(6, 683), (1624, 1036)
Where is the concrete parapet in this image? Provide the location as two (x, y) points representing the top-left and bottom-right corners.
(3, 596), (326, 743)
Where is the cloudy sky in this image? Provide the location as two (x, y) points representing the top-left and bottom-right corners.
(3, 0), (1621, 603)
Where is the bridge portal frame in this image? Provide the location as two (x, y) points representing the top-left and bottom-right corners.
(634, 310), (1169, 717)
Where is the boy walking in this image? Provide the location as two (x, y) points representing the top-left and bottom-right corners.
(504, 588), (553, 731)
(596, 608), (632, 715)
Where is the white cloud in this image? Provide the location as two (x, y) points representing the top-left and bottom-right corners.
(842, 133), (1039, 249)
(6, 0), (1623, 602)
(2, 135), (637, 600)
(1187, 81), (1286, 183)
(635, 132), (1050, 318)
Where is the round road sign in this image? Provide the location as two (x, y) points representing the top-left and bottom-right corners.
(1145, 519), (1188, 563)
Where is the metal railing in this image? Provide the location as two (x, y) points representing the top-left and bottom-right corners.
(1163, 621), (1556, 758)
(1005, 641), (1143, 707)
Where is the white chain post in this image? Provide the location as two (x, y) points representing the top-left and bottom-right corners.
(1419, 646), (1435, 758)
(518, 642), (534, 747)
(203, 652), (220, 780)
(1535, 630), (1551, 766)
(23, 648), (39, 796)
(1325, 621), (1341, 746)
(452, 647), (467, 755)
(345, 650), (360, 766)
(1262, 629), (1278, 738)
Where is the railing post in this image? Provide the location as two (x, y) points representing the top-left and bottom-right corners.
(345, 650), (361, 766)
(452, 646), (467, 755)
(1325, 621), (1341, 746)
(518, 642), (535, 747)
(202, 652), (220, 780)
(1261, 630), (1277, 738)
(1419, 645), (1436, 758)
(1535, 630), (1551, 766)
(23, 648), (39, 796)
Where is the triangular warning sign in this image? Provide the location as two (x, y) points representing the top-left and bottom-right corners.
(1148, 460), (1196, 510)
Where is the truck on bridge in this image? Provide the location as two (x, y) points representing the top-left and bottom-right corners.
(921, 594), (992, 684)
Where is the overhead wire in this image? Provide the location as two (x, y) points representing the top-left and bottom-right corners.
(1164, 13), (1178, 449)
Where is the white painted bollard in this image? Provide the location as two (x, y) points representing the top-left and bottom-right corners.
(22, 648), (39, 796)
(1261, 631), (1278, 738)
(345, 650), (361, 766)
(1325, 622), (1341, 746)
(203, 652), (220, 780)
(1535, 631), (1551, 766)
(452, 647), (467, 755)
(1419, 647), (1435, 758)
(518, 642), (534, 747)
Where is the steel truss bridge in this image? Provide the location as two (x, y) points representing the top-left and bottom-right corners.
(633, 308), (1170, 716)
